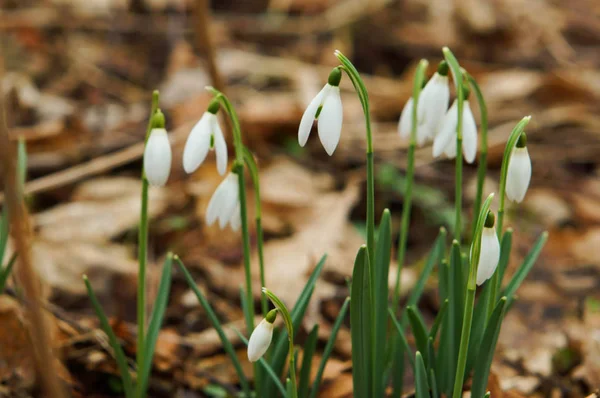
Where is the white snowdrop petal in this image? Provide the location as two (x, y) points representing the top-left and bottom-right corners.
(247, 319), (274, 362)
(506, 147), (532, 203)
(398, 97), (414, 139)
(298, 85), (327, 147)
(218, 175), (239, 229)
(206, 176), (230, 226)
(444, 137), (457, 159)
(212, 115), (228, 176)
(183, 113), (211, 174)
(143, 128), (172, 187)
(318, 85), (343, 156)
(425, 74), (450, 140)
(476, 227), (500, 286)
(433, 100), (458, 158)
(230, 204), (241, 231)
(462, 101), (478, 164)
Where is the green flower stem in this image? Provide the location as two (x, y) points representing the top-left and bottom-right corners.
(467, 74), (488, 238)
(393, 59), (428, 307)
(452, 193), (494, 398)
(208, 87), (261, 393)
(137, 90), (160, 378)
(487, 116), (531, 316)
(334, 50), (375, 263)
(443, 47), (465, 243)
(263, 288), (298, 398)
(243, 147), (268, 317)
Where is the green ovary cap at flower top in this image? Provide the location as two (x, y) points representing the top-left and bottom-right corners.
(516, 132), (527, 148)
(437, 60), (449, 76)
(265, 308), (277, 324)
(207, 98), (220, 114)
(151, 109), (165, 129)
(462, 83), (471, 100)
(328, 67), (342, 87)
(484, 211), (495, 228)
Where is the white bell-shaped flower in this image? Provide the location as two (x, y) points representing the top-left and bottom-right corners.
(206, 172), (240, 230)
(183, 112), (227, 175)
(298, 68), (343, 156)
(399, 62), (450, 146)
(143, 127), (172, 187)
(505, 133), (532, 203)
(432, 97), (477, 163)
(247, 309), (277, 362)
(475, 213), (501, 286)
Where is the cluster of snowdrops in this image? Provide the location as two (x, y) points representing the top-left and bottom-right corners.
(81, 48), (546, 398)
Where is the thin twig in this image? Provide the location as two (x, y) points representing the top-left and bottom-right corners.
(0, 51), (66, 398)
(193, 0), (225, 93)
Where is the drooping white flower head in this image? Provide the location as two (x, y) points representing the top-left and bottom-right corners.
(183, 100), (228, 175)
(432, 85), (478, 163)
(399, 61), (450, 146)
(298, 68), (343, 156)
(505, 133), (532, 203)
(247, 309), (277, 362)
(206, 172), (240, 230)
(476, 212), (501, 286)
(143, 110), (172, 187)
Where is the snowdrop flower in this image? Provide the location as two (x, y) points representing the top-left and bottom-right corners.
(399, 61), (450, 146)
(476, 212), (501, 286)
(206, 172), (240, 229)
(506, 133), (532, 203)
(183, 99), (227, 175)
(248, 309), (277, 362)
(143, 110), (171, 187)
(298, 68), (343, 156)
(432, 85), (478, 163)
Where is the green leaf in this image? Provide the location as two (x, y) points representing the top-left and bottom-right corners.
(447, 241), (464, 385)
(236, 330), (288, 397)
(429, 368), (439, 398)
(350, 245), (372, 398)
(436, 260), (452, 395)
(138, 254), (173, 397)
(309, 297), (350, 398)
(503, 232), (548, 304)
(0, 252), (16, 294)
(263, 255), (326, 397)
(429, 299), (448, 342)
(176, 258), (250, 396)
(407, 306), (428, 364)
(471, 298), (508, 398)
(415, 352), (431, 398)
(373, 209), (392, 398)
(388, 308), (415, 372)
(83, 276), (135, 398)
(299, 325), (318, 398)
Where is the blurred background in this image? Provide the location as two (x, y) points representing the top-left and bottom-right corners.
(0, 0), (599, 396)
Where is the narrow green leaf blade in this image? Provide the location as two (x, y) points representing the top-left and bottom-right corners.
(309, 297), (350, 398)
(0, 201), (10, 268)
(429, 368), (439, 398)
(138, 254), (173, 397)
(83, 276), (135, 398)
(176, 258), (250, 395)
(299, 325), (319, 398)
(471, 297), (508, 398)
(415, 352), (431, 398)
(388, 308), (415, 372)
(407, 306), (428, 363)
(373, 209), (392, 398)
(429, 299), (448, 342)
(503, 232), (548, 303)
(350, 246), (372, 398)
